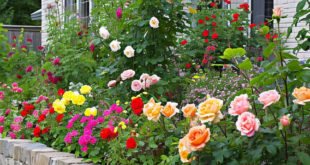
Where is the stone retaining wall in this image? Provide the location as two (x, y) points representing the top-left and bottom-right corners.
(0, 137), (96, 165)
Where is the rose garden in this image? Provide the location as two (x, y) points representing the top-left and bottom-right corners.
(0, 0), (310, 164)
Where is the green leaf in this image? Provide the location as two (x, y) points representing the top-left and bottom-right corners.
(287, 26), (293, 38)
(238, 58), (253, 70)
(263, 42), (276, 57)
(296, 0), (307, 12)
(297, 70), (310, 83)
(281, 52), (298, 59)
(157, 87), (164, 94)
(136, 48), (142, 53)
(161, 155), (168, 161)
(149, 143), (158, 149)
(297, 152), (310, 165)
(248, 133), (259, 149)
(260, 26), (269, 35)
(221, 48), (246, 60)
(277, 108), (288, 117)
(261, 60), (270, 68)
(289, 134), (304, 143)
(287, 60), (303, 71)
(294, 10), (308, 18)
(259, 128), (275, 134)
(266, 145), (277, 155)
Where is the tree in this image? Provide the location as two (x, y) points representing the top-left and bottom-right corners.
(7, 0), (41, 25)
(0, 0), (14, 24)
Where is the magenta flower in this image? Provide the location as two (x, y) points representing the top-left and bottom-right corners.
(257, 57), (263, 61)
(26, 66), (33, 73)
(72, 130), (78, 136)
(5, 109), (10, 114)
(8, 132), (16, 139)
(90, 45), (95, 52)
(116, 7), (122, 19)
(14, 116), (23, 124)
(21, 135), (25, 139)
(26, 122), (33, 129)
(33, 110), (39, 118)
(53, 58), (60, 65)
(10, 124), (21, 132)
(0, 126), (4, 133)
(0, 116), (5, 123)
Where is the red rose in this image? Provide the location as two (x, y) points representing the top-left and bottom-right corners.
(38, 46), (44, 50)
(210, 2), (216, 7)
(202, 30), (209, 37)
(38, 114), (46, 123)
(198, 19), (204, 24)
(205, 17), (210, 21)
(13, 36), (16, 39)
(245, 8), (249, 12)
(211, 15), (216, 18)
(204, 39), (208, 43)
(56, 114), (64, 122)
(264, 22), (268, 26)
(20, 110), (28, 117)
(126, 137), (137, 149)
(58, 88), (65, 96)
(49, 108), (55, 114)
(48, 103), (53, 108)
(58, 77), (63, 81)
(17, 75), (22, 79)
(133, 109), (143, 116)
(249, 23), (256, 29)
(240, 3), (249, 8)
(131, 98), (144, 110)
(27, 39), (32, 42)
(110, 131), (118, 140)
(202, 59), (208, 64)
(225, 0), (231, 4)
(266, 34), (271, 40)
(233, 13), (239, 18)
(42, 127), (51, 134)
(212, 22), (217, 26)
(33, 127), (41, 137)
(186, 63), (191, 69)
(78, 31), (82, 36)
(273, 35), (278, 40)
(25, 105), (35, 111)
(130, 119), (133, 125)
(212, 33), (218, 40)
(100, 128), (112, 140)
(231, 18), (238, 23)
(237, 27), (244, 31)
(180, 40), (188, 45)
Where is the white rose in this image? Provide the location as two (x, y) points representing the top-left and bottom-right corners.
(123, 46), (135, 58)
(109, 40), (121, 52)
(99, 27), (110, 39)
(149, 16), (159, 28)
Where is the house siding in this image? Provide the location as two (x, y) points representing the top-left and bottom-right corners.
(274, 0), (310, 59)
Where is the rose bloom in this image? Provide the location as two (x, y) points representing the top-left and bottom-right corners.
(149, 16), (159, 28)
(150, 74), (160, 84)
(184, 125), (210, 152)
(162, 102), (179, 118)
(143, 98), (162, 122)
(121, 69), (135, 80)
(131, 80), (142, 92)
(141, 79), (151, 90)
(123, 46), (135, 58)
(280, 114), (290, 127)
(179, 137), (192, 163)
(186, 63), (191, 68)
(109, 40), (121, 52)
(258, 90), (280, 109)
(257, 57), (263, 61)
(202, 30), (209, 37)
(228, 94), (251, 116)
(292, 86), (310, 105)
(197, 98), (224, 124)
(273, 7), (281, 17)
(236, 112), (260, 137)
(180, 40), (188, 45)
(99, 27), (110, 39)
(198, 19), (204, 24)
(80, 85), (92, 94)
(181, 104), (196, 117)
(126, 137), (137, 149)
(233, 13), (239, 18)
(212, 33), (218, 40)
(108, 80), (116, 87)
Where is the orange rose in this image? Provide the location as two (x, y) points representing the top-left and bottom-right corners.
(162, 102), (179, 118)
(185, 125), (210, 152)
(197, 98), (223, 124)
(181, 104), (196, 117)
(179, 138), (192, 163)
(292, 86), (310, 105)
(143, 98), (162, 122)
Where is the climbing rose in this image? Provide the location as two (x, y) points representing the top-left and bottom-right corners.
(202, 59), (207, 64)
(27, 39), (32, 42)
(210, 2), (215, 7)
(116, 7), (122, 19)
(198, 19), (204, 24)
(212, 22), (217, 26)
(20, 110), (28, 117)
(17, 75), (22, 79)
(90, 45), (95, 52)
(56, 114), (65, 122)
(266, 34), (271, 40)
(249, 23), (256, 29)
(273, 35), (278, 40)
(42, 127), (51, 134)
(202, 31), (209, 37)
(205, 17), (210, 21)
(257, 57), (263, 61)
(26, 66), (33, 73)
(211, 15), (216, 18)
(237, 27), (244, 31)
(100, 128), (112, 140)
(37, 114), (46, 123)
(126, 137), (137, 149)
(186, 63), (191, 68)
(231, 18), (238, 23)
(58, 88), (65, 96)
(33, 127), (41, 137)
(212, 33), (218, 40)
(38, 46), (44, 50)
(233, 13), (239, 18)
(181, 40), (188, 45)
(204, 39), (208, 43)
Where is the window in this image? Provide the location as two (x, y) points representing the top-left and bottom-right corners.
(64, 0), (91, 26)
(79, 0), (90, 26)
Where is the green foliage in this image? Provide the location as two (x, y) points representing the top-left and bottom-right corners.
(0, 0), (14, 24)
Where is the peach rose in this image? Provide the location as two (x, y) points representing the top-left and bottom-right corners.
(143, 98), (162, 122)
(197, 98), (224, 124)
(236, 112), (260, 137)
(162, 102), (179, 118)
(179, 137), (192, 163)
(258, 90), (280, 109)
(184, 125), (210, 152)
(280, 114), (290, 127)
(107, 80), (116, 87)
(292, 87), (310, 105)
(121, 69), (135, 80)
(181, 104), (197, 117)
(150, 74), (160, 84)
(131, 80), (142, 92)
(228, 94), (251, 116)
(273, 7), (281, 17)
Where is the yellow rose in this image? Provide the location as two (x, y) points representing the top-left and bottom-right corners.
(84, 107), (97, 116)
(197, 98), (224, 124)
(52, 99), (66, 114)
(162, 102), (179, 118)
(63, 91), (74, 101)
(292, 86), (310, 105)
(72, 94), (86, 105)
(143, 98), (162, 122)
(80, 85), (92, 94)
(61, 98), (70, 105)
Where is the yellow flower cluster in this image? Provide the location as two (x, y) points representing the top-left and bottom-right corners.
(119, 122), (126, 129)
(84, 107), (97, 116)
(72, 94), (86, 105)
(80, 85), (92, 94)
(53, 99), (66, 114)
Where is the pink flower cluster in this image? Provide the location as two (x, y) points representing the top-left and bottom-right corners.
(11, 82), (23, 93)
(66, 114), (82, 129)
(0, 116), (5, 123)
(5, 109), (10, 115)
(0, 91), (4, 100)
(13, 116), (23, 124)
(78, 115), (99, 152)
(53, 58), (61, 65)
(26, 66), (33, 73)
(207, 45), (216, 51)
(22, 101), (28, 106)
(33, 110), (39, 118)
(131, 73), (160, 92)
(42, 109), (49, 115)
(26, 122), (33, 129)
(35, 95), (49, 103)
(0, 126), (4, 134)
(10, 124), (21, 132)
(8, 132), (16, 139)
(65, 130), (79, 144)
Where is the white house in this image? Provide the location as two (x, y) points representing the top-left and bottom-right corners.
(33, 0), (309, 58)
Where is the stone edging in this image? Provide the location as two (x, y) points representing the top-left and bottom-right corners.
(0, 137), (97, 165)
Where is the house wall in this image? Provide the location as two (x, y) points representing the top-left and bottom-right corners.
(274, 0), (310, 59)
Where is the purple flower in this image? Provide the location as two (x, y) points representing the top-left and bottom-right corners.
(116, 7), (122, 19)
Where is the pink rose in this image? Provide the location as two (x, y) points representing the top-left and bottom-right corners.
(108, 80), (116, 87)
(280, 114), (290, 127)
(26, 122), (33, 129)
(131, 80), (142, 91)
(0, 116), (5, 123)
(121, 69), (135, 80)
(258, 90), (280, 109)
(150, 74), (160, 84)
(236, 112), (260, 137)
(14, 116), (23, 124)
(139, 73), (150, 81)
(142, 79), (150, 90)
(228, 94), (250, 116)
(0, 126), (4, 133)
(5, 109), (10, 114)
(12, 82), (18, 88)
(22, 101), (28, 106)
(257, 57), (263, 61)
(273, 7), (281, 17)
